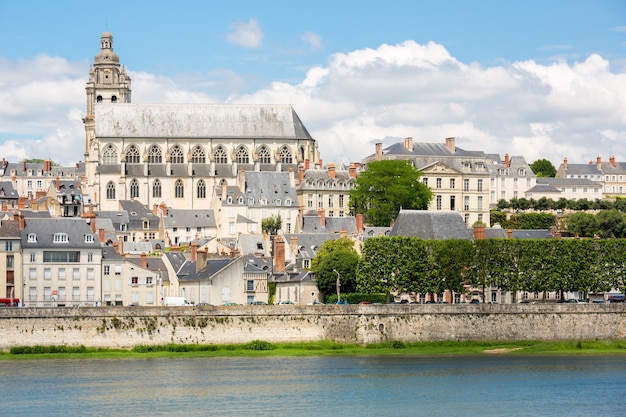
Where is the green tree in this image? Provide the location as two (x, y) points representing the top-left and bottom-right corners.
(261, 215), (282, 235)
(529, 158), (557, 177)
(316, 250), (359, 299)
(356, 236), (430, 302)
(350, 160), (432, 227)
(566, 212), (597, 237)
(595, 210), (626, 238)
(310, 237), (357, 271)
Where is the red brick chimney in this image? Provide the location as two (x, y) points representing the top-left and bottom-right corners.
(349, 163), (357, 178)
(1, 158), (6, 169)
(504, 153), (510, 168)
(273, 235), (285, 272)
(404, 137), (413, 151)
(140, 252), (147, 268)
(44, 159), (51, 173)
(318, 208), (326, 227)
(22, 160), (26, 173)
(98, 228), (105, 243)
(152, 204), (158, 216)
(159, 202), (167, 217)
(375, 143), (382, 161)
(305, 159), (310, 170)
(55, 177), (60, 191)
(356, 213), (364, 233)
(328, 163), (336, 179)
(19, 211), (25, 230)
(445, 137), (455, 152)
(298, 164), (305, 185)
(191, 241), (197, 262)
(473, 223), (485, 240)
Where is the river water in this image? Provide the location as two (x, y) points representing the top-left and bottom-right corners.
(1, 354), (625, 416)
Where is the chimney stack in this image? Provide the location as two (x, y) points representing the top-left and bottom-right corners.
(473, 223), (485, 240)
(141, 252), (148, 268)
(273, 235), (285, 272)
(98, 228), (105, 243)
(298, 164), (305, 185)
(44, 159), (51, 173)
(445, 137), (455, 152)
(328, 163), (336, 179)
(356, 213), (364, 233)
(159, 202), (167, 217)
(597, 156), (602, 170)
(563, 157), (568, 170)
(318, 208), (326, 228)
(375, 143), (382, 161)
(504, 153), (510, 168)
(403, 137), (413, 151)
(305, 159), (310, 170)
(191, 241), (197, 262)
(349, 163), (357, 178)
(610, 155), (616, 167)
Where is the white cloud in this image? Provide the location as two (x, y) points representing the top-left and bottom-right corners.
(226, 18), (264, 48)
(1, 40), (626, 170)
(300, 32), (323, 51)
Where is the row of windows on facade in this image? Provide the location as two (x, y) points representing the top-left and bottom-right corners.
(434, 195), (485, 212)
(27, 251), (96, 263)
(307, 194), (347, 208)
(26, 233), (95, 244)
(101, 144), (295, 165)
(105, 179), (294, 206)
(27, 286), (95, 302)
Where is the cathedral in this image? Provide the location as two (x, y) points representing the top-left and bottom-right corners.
(83, 32), (321, 211)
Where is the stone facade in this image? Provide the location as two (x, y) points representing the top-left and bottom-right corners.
(1, 304), (624, 349)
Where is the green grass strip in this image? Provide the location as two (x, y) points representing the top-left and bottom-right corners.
(1, 339), (625, 360)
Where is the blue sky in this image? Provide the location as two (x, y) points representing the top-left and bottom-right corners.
(1, 0), (625, 167)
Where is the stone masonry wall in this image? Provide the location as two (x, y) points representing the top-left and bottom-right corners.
(1, 304), (625, 350)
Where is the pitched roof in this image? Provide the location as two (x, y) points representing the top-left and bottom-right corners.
(21, 218), (101, 249)
(162, 208), (217, 228)
(390, 210), (473, 240)
(95, 103), (314, 140)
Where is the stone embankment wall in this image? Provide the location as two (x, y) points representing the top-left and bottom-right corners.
(1, 304), (625, 349)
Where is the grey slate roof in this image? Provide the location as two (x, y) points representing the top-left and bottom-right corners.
(537, 178), (602, 187)
(95, 103), (314, 140)
(0, 219), (19, 238)
(239, 234), (268, 255)
(165, 252), (196, 280)
(162, 208), (217, 228)
(21, 218), (101, 249)
(301, 215), (358, 234)
(119, 200), (159, 231)
(184, 257), (240, 282)
(0, 182), (18, 199)
(243, 171), (298, 207)
(284, 233), (342, 260)
(389, 210), (473, 240)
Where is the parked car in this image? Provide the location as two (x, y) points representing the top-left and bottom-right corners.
(278, 300), (295, 305)
(222, 302), (240, 306)
(307, 300), (324, 305)
(251, 301), (268, 305)
(564, 299), (585, 304)
(196, 303), (212, 306)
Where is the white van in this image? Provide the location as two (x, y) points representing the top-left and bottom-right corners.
(164, 297), (192, 306)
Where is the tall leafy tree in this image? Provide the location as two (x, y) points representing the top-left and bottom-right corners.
(356, 236), (430, 302)
(529, 158), (557, 177)
(316, 250), (359, 298)
(310, 237), (357, 271)
(566, 212), (597, 237)
(261, 214), (282, 235)
(350, 160), (432, 227)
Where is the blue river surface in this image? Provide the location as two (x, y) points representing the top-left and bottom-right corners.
(1, 354), (625, 417)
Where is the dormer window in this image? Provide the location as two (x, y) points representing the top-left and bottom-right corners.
(27, 233), (37, 242)
(238, 196), (244, 204)
(85, 234), (95, 243)
(53, 233), (69, 243)
(143, 220), (149, 230)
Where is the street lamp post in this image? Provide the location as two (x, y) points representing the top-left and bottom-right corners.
(333, 269), (341, 303)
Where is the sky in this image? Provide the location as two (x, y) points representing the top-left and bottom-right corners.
(1, 0), (625, 168)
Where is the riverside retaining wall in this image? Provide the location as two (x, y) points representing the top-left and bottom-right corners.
(1, 304), (625, 349)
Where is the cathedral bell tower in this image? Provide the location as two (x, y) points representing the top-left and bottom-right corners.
(83, 32), (131, 208)
(83, 31), (131, 153)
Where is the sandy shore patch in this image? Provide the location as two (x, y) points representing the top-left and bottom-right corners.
(483, 347), (524, 354)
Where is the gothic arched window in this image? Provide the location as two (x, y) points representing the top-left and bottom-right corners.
(102, 144), (118, 165)
(175, 179), (184, 198)
(258, 146), (271, 164)
(197, 179), (206, 199)
(129, 179), (139, 198)
(214, 146), (228, 164)
(235, 146), (249, 164)
(106, 181), (116, 200)
(170, 146), (184, 164)
(148, 145), (162, 164)
(126, 145), (140, 164)
(279, 146), (292, 164)
(191, 146), (206, 164)
(152, 179), (162, 198)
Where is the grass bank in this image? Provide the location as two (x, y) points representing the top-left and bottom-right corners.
(1, 339), (626, 360)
